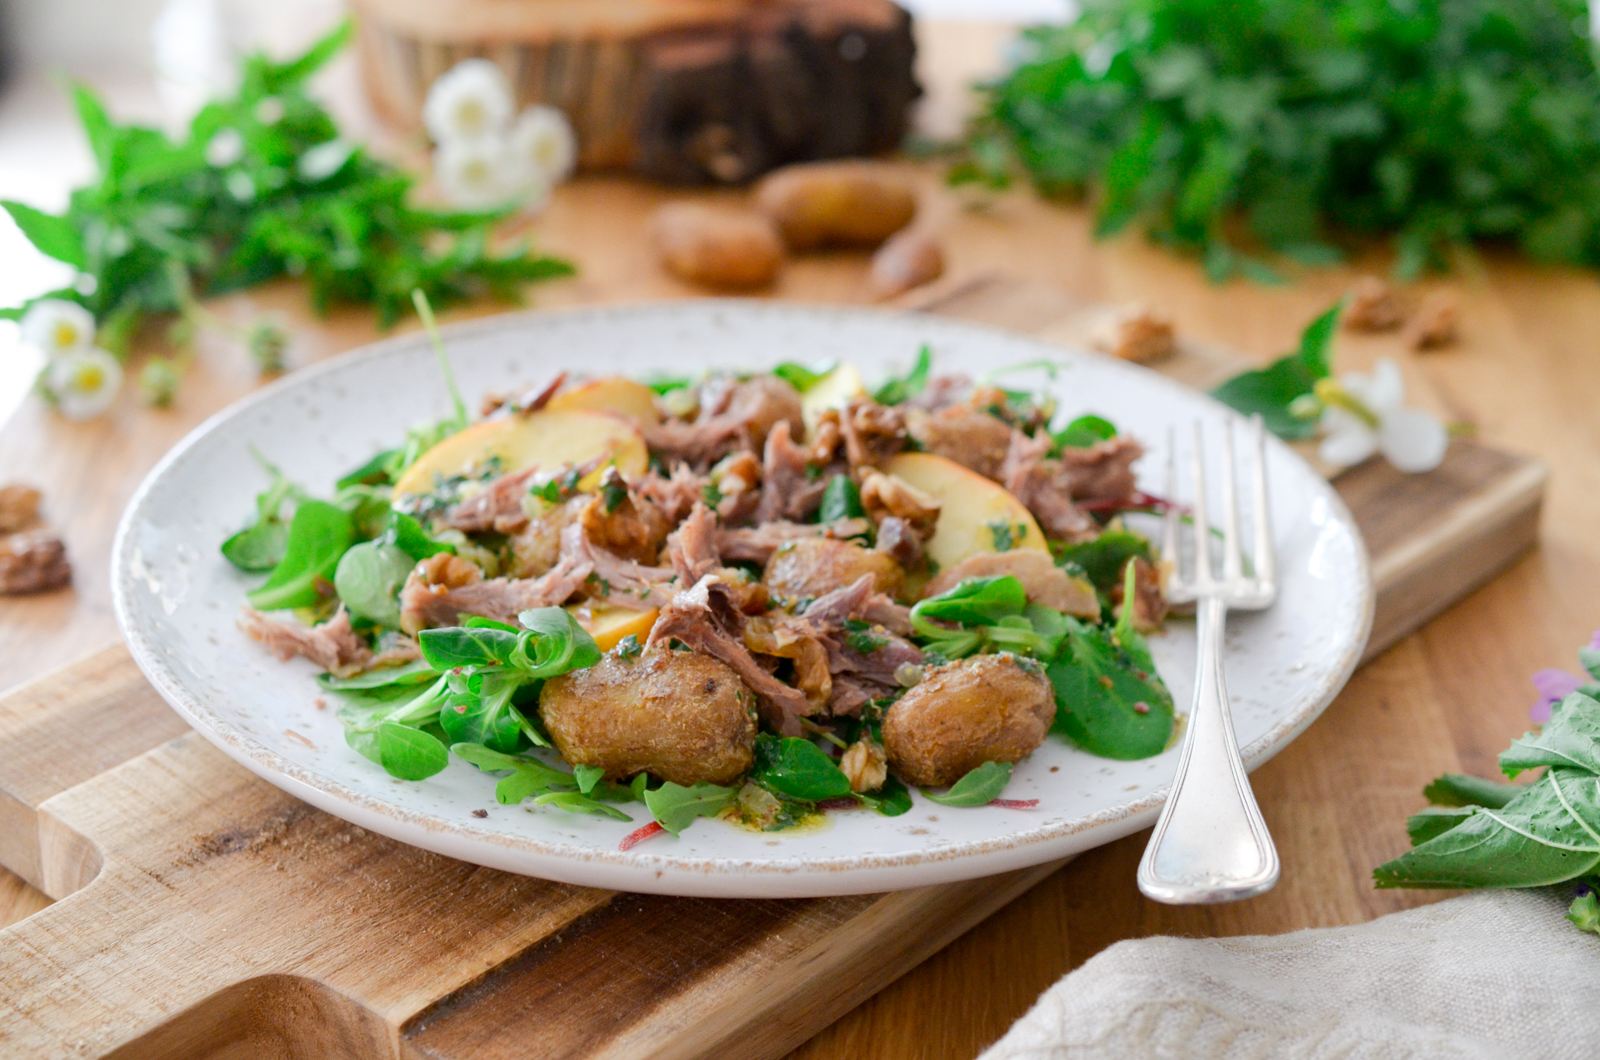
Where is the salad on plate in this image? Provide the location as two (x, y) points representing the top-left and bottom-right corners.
(226, 332), (1178, 849)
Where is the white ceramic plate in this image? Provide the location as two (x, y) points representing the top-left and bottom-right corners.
(113, 302), (1372, 898)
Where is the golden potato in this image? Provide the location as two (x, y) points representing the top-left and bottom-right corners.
(763, 536), (904, 601)
(755, 161), (917, 250)
(540, 649), (756, 786)
(883, 654), (1055, 787)
(651, 203), (784, 290)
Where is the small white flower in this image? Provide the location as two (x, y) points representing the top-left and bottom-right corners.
(1316, 358), (1448, 473)
(254, 96), (285, 125)
(43, 347), (123, 420)
(435, 138), (518, 208)
(205, 127), (244, 167)
(509, 105), (577, 185)
(298, 138), (354, 183)
(20, 299), (95, 356)
(423, 59), (513, 145)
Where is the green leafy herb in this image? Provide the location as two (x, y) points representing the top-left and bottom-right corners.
(386, 510), (453, 561)
(1048, 564), (1176, 759)
(532, 791), (634, 820)
(1, 21), (573, 363)
(452, 743), (578, 805)
(355, 722), (448, 781)
(221, 450), (307, 572)
(246, 499), (355, 611)
(1052, 528), (1152, 592)
(987, 519), (1027, 552)
(336, 449), (401, 490)
(856, 775), (913, 816)
(332, 540), (413, 627)
(1421, 774), (1526, 810)
(1376, 691), (1600, 890)
(317, 658), (437, 691)
(818, 475), (866, 524)
(751, 734), (853, 802)
(616, 634), (643, 660)
(773, 361), (837, 393)
(960, 0), (1600, 278)
(1052, 414), (1117, 451)
(914, 576), (1028, 627)
(573, 763), (607, 794)
(1210, 304), (1339, 439)
(645, 781), (741, 834)
(844, 618), (890, 655)
(873, 345), (933, 405)
(1568, 892), (1600, 934)
(922, 761), (1014, 807)
(910, 577), (1069, 660)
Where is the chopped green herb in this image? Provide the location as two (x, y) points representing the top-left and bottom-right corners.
(873, 345), (933, 405)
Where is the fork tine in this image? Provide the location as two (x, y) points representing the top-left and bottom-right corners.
(1221, 418), (1241, 582)
(1162, 425), (1181, 586)
(1190, 421), (1211, 586)
(1251, 414), (1275, 589)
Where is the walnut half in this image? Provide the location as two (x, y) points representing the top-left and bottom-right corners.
(0, 530), (71, 595)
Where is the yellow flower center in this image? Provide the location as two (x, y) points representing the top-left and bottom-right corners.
(1313, 377), (1380, 429)
(71, 362), (105, 392)
(53, 321), (80, 349)
(456, 99), (486, 134)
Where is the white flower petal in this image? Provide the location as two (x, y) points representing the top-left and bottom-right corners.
(1353, 357), (1406, 417)
(205, 127), (244, 168)
(510, 106), (577, 184)
(435, 138), (516, 209)
(423, 59), (513, 145)
(21, 299), (96, 356)
(1379, 407), (1449, 473)
(1318, 412), (1379, 467)
(45, 347), (123, 420)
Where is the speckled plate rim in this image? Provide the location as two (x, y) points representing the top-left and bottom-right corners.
(112, 300), (1374, 898)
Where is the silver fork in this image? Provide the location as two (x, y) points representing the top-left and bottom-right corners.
(1136, 416), (1280, 904)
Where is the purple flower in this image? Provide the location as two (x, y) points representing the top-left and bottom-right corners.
(1530, 630), (1600, 723)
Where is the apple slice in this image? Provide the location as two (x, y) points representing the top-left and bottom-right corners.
(570, 602), (659, 652)
(393, 409), (648, 500)
(885, 452), (1047, 570)
(801, 362), (867, 434)
(546, 377), (663, 426)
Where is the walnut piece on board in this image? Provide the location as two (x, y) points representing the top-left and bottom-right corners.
(0, 484), (41, 534)
(0, 530), (71, 595)
(1407, 290), (1460, 350)
(1343, 275), (1405, 332)
(1089, 304), (1176, 364)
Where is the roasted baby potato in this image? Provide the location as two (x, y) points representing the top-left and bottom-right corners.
(883, 654), (1055, 787)
(540, 648), (756, 786)
(763, 536), (904, 601)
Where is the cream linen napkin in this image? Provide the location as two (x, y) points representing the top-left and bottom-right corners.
(979, 889), (1600, 1060)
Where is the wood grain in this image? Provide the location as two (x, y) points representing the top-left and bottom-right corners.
(3, 19), (1598, 1054)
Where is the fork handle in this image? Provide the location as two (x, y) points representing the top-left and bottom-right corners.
(1136, 596), (1280, 904)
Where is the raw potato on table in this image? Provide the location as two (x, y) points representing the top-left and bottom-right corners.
(651, 203), (785, 290)
(756, 160), (918, 250)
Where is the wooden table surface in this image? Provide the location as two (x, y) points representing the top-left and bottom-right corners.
(4, 22), (1600, 1060)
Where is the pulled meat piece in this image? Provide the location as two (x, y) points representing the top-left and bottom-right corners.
(643, 375), (803, 468)
(764, 536), (904, 602)
(632, 463), (706, 525)
(905, 407), (1013, 481)
(904, 374), (973, 412)
(560, 520), (674, 611)
(665, 502), (721, 585)
(1109, 555), (1168, 632)
(1060, 436), (1144, 502)
(480, 373), (567, 418)
(649, 575), (813, 735)
(873, 516), (923, 568)
(922, 550), (1099, 618)
(1001, 432), (1096, 542)
(400, 552), (590, 633)
(840, 397), (908, 469)
(795, 574), (923, 716)
(442, 468), (539, 534)
(507, 496), (585, 578)
(859, 470), (940, 536)
(0, 484), (41, 534)
(754, 420), (826, 524)
(743, 612), (834, 709)
(802, 574), (913, 637)
(240, 605), (418, 678)
(884, 654), (1055, 787)
(714, 518), (873, 565)
(0, 529), (71, 595)
(580, 471), (672, 565)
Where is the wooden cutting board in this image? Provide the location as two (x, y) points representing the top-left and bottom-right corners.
(0, 276), (1545, 1059)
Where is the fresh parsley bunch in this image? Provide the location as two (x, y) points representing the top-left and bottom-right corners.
(1, 21), (572, 352)
(959, 0), (1600, 280)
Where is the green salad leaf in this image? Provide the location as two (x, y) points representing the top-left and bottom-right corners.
(246, 499), (355, 611)
(922, 761), (1014, 807)
(645, 781), (741, 834)
(873, 345), (933, 405)
(818, 475), (866, 523)
(1209, 303), (1338, 440)
(751, 734), (853, 802)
